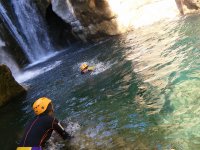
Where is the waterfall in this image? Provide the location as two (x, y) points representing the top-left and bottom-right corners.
(0, 0), (54, 63)
(0, 3), (30, 61)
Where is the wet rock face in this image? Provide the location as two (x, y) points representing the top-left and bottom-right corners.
(35, 0), (51, 17)
(70, 0), (120, 37)
(51, 0), (120, 40)
(0, 19), (29, 67)
(38, 0), (200, 40)
(70, 0), (115, 26)
(35, 0), (78, 47)
(175, 0), (200, 14)
(0, 64), (26, 107)
(183, 0), (200, 9)
(45, 4), (78, 48)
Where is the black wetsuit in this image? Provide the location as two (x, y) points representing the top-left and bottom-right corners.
(19, 115), (71, 147)
(81, 69), (93, 74)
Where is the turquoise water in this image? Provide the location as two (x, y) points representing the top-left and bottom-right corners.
(1, 14), (200, 149)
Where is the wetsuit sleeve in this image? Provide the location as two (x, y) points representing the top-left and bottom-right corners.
(88, 66), (94, 71)
(52, 118), (72, 140)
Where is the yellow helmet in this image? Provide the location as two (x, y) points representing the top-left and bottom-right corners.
(80, 63), (88, 71)
(32, 97), (52, 115)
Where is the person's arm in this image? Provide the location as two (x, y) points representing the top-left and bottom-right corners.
(52, 118), (72, 140)
(88, 66), (95, 71)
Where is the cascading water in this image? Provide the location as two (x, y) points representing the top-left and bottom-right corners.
(0, 0), (61, 84)
(0, 3), (30, 61)
(0, 0), (54, 63)
(11, 0), (53, 62)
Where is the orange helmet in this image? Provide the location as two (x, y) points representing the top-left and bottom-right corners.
(32, 97), (52, 115)
(80, 63), (88, 71)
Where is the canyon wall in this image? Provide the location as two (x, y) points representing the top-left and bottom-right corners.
(48, 0), (200, 40)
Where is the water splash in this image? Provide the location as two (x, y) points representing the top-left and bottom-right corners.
(16, 60), (62, 83)
(24, 51), (61, 68)
(45, 120), (81, 150)
(76, 59), (114, 75)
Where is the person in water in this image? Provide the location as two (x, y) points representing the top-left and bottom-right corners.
(80, 63), (94, 74)
(17, 97), (72, 150)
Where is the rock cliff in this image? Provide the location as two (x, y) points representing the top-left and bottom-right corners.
(175, 0), (200, 15)
(37, 0), (200, 40)
(0, 19), (29, 67)
(0, 64), (26, 107)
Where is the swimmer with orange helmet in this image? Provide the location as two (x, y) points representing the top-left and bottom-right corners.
(80, 63), (94, 74)
(17, 97), (72, 150)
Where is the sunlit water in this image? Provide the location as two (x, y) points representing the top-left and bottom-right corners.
(1, 14), (200, 149)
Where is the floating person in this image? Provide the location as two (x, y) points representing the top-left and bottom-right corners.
(17, 97), (72, 150)
(80, 63), (95, 74)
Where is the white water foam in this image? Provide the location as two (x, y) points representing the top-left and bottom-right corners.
(76, 59), (114, 75)
(24, 51), (61, 69)
(16, 60), (62, 83)
(45, 120), (81, 150)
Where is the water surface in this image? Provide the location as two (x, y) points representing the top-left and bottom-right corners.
(1, 15), (200, 150)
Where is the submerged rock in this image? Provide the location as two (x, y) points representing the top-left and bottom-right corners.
(0, 64), (26, 107)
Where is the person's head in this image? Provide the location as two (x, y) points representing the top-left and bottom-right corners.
(80, 63), (88, 72)
(32, 97), (54, 116)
